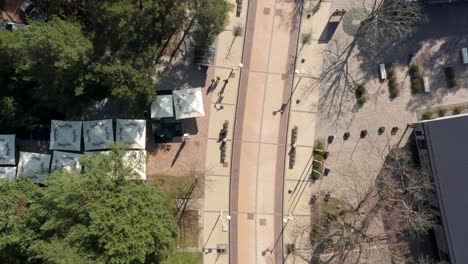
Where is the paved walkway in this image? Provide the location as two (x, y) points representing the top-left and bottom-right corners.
(229, 0), (301, 263)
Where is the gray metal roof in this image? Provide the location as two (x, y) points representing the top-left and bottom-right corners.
(421, 114), (468, 264)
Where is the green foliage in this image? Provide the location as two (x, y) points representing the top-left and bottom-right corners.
(312, 140), (326, 181)
(163, 252), (202, 264)
(421, 111), (434, 120)
(0, 19), (92, 108)
(85, 61), (155, 114)
(453, 105), (465, 115)
(193, 0), (233, 48)
(355, 85), (367, 106)
(0, 152), (178, 264)
(438, 108), (448, 117)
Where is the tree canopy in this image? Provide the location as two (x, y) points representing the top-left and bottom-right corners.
(0, 152), (178, 264)
(0, 0), (232, 133)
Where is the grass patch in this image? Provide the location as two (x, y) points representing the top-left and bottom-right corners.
(149, 175), (201, 200)
(177, 210), (200, 248)
(409, 64), (423, 94)
(163, 252), (203, 264)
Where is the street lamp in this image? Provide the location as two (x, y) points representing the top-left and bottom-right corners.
(283, 214), (293, 224)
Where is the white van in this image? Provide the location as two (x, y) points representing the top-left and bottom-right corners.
(423, 76), (430, 93)
(462, 48), (468, 65)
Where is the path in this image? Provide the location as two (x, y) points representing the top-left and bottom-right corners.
(229, 0), (302, 263)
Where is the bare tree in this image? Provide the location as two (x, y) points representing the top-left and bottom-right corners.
(226, 25), (244, 58)
(315, 0), (425, 118)
(359, 0), (425, 42)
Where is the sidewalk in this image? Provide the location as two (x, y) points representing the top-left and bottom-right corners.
(282, 1), (332, 263)
(202, 0), (249, 263)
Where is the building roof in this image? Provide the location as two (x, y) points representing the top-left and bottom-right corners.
(420, 113), (468, 264)
(173, 88), (205, 120)
(51, 151), (81, 172)
(17, 152), (51, 182)
(151, 95), (174, 119)
(83, 119), (114, 151)
(116, 119), (146, 150)
(0, 134), (15, 165)
(0, 167), (17, 180)
(50, 120), (82, 151)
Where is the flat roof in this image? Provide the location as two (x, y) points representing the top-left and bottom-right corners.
(421, 114), (468, 264)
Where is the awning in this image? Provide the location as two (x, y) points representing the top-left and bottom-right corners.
(84, 150), (146, 180)
(123, 150), (147, 180)
(0, 134), (15, 165)
(50, 120), (82, 151)
(17, 152), (51, 182)
(173, 88), (205, 120)
(0, 167), (16, 180)
(83, 119), (114, 151)
(116, 119), (146, 149)
(51, 151), (81, 171)
(151, 95), (174, 119)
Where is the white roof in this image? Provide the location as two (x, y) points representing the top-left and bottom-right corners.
(51, 151), (82, 171)
(0, 167), (17, 180)
(123, 150), (147, 180)
(50, 120), (82, 151)
(173, 88), (205, 120)
(151, 95), (174, 119)
(83, 119), (114, 151)
(0, 134), (15, 165)
(84, 150), (145, 180)
(116, 119), (146, 149)
(17, 152), (51, 182)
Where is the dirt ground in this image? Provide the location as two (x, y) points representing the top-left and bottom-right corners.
(0, 0), (23, 23)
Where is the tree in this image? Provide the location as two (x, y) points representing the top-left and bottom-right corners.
(0, 151), (178, 264)
(85, 61), (156, 115)
(314, 0), (425, 117)
(193, 0), (233, 48)
(359, 0), (425, 42)
(0, 18), (92, 121)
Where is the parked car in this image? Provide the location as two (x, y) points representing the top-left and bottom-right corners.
(20, 0), (48, 22)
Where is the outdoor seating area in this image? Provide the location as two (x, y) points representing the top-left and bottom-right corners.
(152, 120), (184, 144)
(0, 118), (149, 181)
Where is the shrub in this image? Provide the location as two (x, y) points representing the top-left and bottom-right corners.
(411, 78), (423, 93)
(453, 105), (465, 115)
(390, 88), (400, 99)
(409, 64), (423, 94)
(444, 67), (457, 88)
(422, 111), (434, 120)
(355, 85), (367, 106)
(409, 64), (420, 77)
(387, 68), (396, 78)
(314, 140), (325, 153)
(356, 85), (366, 97)
(357, 96), (368, 105)
(438, 108), (448, 117)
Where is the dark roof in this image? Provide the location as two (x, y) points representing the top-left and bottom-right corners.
(421, 114), (468, 264)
